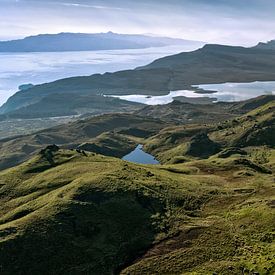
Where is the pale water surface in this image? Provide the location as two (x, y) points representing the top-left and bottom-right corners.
(0, 45), (201, 106)
(109, 81), (275, 105)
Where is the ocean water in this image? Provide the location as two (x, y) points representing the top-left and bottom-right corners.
(0, 44), (201, 106)
(109, 81), (275, 105)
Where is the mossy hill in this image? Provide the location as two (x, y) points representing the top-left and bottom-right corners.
(0, 140), (274, 274)
(0, 95), (274, 171)
(0, 96), (274, 274)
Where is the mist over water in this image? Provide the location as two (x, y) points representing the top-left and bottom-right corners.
(197, 82), (275, 101)
(0, 45), (200, 106)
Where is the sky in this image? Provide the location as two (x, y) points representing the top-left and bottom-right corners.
(1, 0), (275, 46)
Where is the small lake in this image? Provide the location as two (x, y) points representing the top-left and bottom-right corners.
(122, 144), (159, 165)
(109, 81), (275, 105)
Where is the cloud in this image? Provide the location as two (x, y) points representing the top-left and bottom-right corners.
(57, 2), (126, 10)
(1, 0), (275, 45)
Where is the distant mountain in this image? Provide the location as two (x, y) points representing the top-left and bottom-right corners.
(254, 40), (275, 50)
(138, 44), (275, 70)
(2, 43), (275, 118)
(0, 32), (203, 52)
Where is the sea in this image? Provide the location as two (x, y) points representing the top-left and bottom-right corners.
(0, 45), (200, 106)
(1, 44), (275, 107)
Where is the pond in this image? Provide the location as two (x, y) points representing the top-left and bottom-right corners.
(122, 144), (159, 165)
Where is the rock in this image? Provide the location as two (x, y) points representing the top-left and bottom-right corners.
(186, 132), (221, 158)
(40, 144), (60, 155)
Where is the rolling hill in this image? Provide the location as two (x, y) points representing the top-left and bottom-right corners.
(0, 95), (273, 171)
(0, 98), (274, 274)
(0, 113), (166, 171)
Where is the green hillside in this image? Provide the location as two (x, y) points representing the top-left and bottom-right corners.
(143, 97), (275, 163)
(0, 98), (274, 274)
(0, 113), (165, 171)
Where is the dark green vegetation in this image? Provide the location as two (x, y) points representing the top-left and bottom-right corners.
(143, 96), (275, 163)
(1, 95), (273, 171)
(0, 113), (165, 170)
(0, 96), (274, 274)
(2, 44), (275, 117)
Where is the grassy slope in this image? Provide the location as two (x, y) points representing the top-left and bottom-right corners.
(0, 147), (274, 274)
(0, 113), (165, 171)
(143, 99), (275, 164)
(0, 149), (221, 274)
(0, 99), (274, 274)
(122, 153), (275, 275)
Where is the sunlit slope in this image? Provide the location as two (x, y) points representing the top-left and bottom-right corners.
(0, 113), (165, 171)
(0, 142), (274, 274)
(144, 99), (275, 163)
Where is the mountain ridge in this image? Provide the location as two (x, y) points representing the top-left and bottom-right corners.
(254, 40), (275, 50)
(0, 32), (203, 52)
(1, 42), (275, 117)
(0, 95), (273, 171)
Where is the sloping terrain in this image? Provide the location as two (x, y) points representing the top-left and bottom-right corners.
(135, 100), (236, 124)
(0, 94), (143, 119)
(255, 40), (275, 50)
(143, 98), (275, 164)
(2, 44), (275, 117)
(0, 95), (274, 171)
(0, 130), (274, 274)
(0, 114), (165, 171)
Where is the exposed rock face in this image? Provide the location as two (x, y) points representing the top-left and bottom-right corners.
(186, 133), (221, 158)
(217, 147), (247, 158)
(40, 144), (60, 166)
(40, 144), (60, 154)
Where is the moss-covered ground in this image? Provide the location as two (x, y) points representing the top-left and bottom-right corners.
(0, 99), (274, 274)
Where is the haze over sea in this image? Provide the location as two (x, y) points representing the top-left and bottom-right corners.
(0, 45), (200, 106)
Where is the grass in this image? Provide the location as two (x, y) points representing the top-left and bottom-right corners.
(0, 145), (274, 274)
(0, 100), (274, 274)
